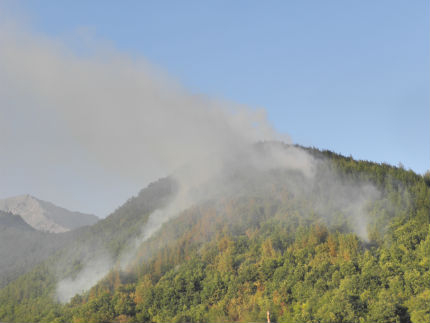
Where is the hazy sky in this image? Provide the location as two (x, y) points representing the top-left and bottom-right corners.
(1, 1), (428, 217)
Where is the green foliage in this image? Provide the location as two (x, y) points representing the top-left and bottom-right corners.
(0, 147), (429, 322)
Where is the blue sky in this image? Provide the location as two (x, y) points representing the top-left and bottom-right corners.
(1, 1), (428, 216)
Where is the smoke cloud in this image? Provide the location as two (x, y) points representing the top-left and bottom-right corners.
(0, 21), (286, 184)
(0, 20), (380, 302)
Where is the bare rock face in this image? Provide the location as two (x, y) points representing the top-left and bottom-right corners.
(0, 195), (98, 233)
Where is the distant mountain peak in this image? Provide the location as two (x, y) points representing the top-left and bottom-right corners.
(0, 195), (98, 233)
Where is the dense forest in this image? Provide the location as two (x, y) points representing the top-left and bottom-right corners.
(0, 146), (428, 323)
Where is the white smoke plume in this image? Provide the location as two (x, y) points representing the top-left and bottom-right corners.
(56, 253), (113, 303)
(0, 21), (286, 184)
(0, 20), (380, 302)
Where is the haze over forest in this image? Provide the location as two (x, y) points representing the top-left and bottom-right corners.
(0, 2), (428, 323)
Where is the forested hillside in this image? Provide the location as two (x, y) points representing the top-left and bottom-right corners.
(0, 211), (76, 288)
(0, 147), (428, 323)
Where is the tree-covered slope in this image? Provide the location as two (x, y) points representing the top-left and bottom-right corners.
(0, 177), (177, 317)
(0, 177), (176, 292)
(0, 211), (76, 288)
(0, 147), (428, 323)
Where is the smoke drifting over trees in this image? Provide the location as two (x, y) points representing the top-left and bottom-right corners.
(1, 20), (381, 303)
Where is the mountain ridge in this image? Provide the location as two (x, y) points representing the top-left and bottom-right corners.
(0, 194), (99, 233)
(0, 210), (36, 231)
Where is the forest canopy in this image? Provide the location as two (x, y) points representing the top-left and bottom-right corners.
(0, 147), (428, 323)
